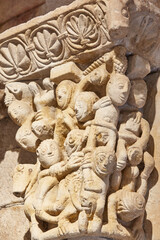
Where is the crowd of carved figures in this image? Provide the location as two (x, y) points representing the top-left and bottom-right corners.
(4, 46), (155, 240)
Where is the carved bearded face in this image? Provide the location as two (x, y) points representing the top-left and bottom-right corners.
(36, 139), (61, 168)
(127, 79), (147, 108)
(107, 73), (131, 106)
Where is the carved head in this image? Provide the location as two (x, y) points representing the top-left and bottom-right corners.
(74, 92), (99, 122)
(13, 164), (34, 198)
(127, 146), (143, 166)
(36, 139), (61, 168)
(16, 125), (40, 152)
(93, 147), (116, 176)
(56, 80), (76, 109)
(5, 82), (33, 105)
(8, 100), (32, 126)
(127, 79), (147, 108)
(117, 191), (145, 222)
(106, 73), (131, 106)
(32, 120), (54, 141)
(64, 129), (86, 157)
(96, 126), (117, 147)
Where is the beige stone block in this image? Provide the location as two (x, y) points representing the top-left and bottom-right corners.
(0, 206), (30, 240)
(50, 62), (82, 83)
(127, 55), (151, 79)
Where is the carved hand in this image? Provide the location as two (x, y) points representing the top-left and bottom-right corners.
(67, 152), (84, 170)
(93, 96), (111, 110)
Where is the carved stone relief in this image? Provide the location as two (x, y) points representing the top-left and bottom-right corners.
(0, 0), (160, 240)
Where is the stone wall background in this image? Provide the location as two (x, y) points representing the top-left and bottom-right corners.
(0, 0), (75, 33)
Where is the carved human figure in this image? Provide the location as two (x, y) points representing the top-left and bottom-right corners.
(64, 129), (87, 157)
(29, 78), (56, 140)
(75, 147), (116, 235)
(54, 77), (95, 147)
(31, 147), (116, 240)
(33, 139), (82, 222)
(106, 189), (146, 240)
(111, 79), (154, 192)
(86, 72), (131, 150)
(8, 100), (39, 152)
(83, 73), (130, 191)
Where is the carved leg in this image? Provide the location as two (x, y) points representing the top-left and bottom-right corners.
(111, 139), (127, 191)
(57, 203), (78, 236)
(137, 151), (155, 196)
(34, 176), (57, 211)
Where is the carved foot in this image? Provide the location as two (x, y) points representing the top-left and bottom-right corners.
(58, 220), (70, 236)
(102, 221), (132, 238)
(30, 223), (42, 240)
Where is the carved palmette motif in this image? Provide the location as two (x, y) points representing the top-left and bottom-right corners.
(1, 0), (160, 83)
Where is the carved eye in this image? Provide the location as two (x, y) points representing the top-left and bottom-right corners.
(121, 7), (129, 18)
(16, 164), (24, 172)
(36, 149), (39, 156)
(43, 125), (47, 130)
(99, 154), (105, 162)
(118, 84), (124, 89)
(28, 168), (33, 174)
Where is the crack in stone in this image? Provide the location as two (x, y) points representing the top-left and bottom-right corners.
(0, 200), (24, 210)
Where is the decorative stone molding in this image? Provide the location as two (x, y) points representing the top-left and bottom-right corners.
(0, 0), (160, 83)
(0, 0), (160, 240)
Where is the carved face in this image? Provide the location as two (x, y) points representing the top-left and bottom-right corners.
(127, 80), (147, 108)
(56, 80), (75, 110)
(13, 164), (34, 197)
(96, 127), (116, 146)
(8, 100), (32, 126)
(117, 192), (145, 222)
(74, 92), (99, 122)
(94, 147), (116, 176)
(32, 120), (54, 140)
(128, 146), (143, 166)
(107, 73), (131, 106)
(36, 139), (61, 168)
(4, 88), (16, 107)
(75, 99), (88, 122)
(64, 129), (84, 157)
(16, 125), (39, 152)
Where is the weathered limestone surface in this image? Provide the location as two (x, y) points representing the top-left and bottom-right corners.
(0, 0), (45, 25)
(0, 1), (160, 240)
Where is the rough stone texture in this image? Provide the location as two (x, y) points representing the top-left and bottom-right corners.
(0, 118), (36, 240)
(0, 206), (30, 240)
(0, 0), (76, 33)
(144, 73), (160, 240)
(0, 0), (45, 25)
